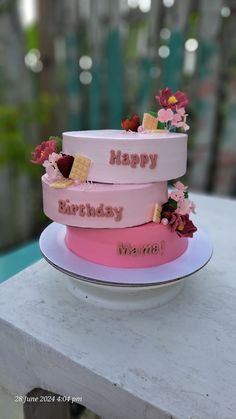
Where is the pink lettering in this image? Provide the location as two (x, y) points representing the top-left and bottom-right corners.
(140, 154), (149, 168)
(58, 200), (66, 214)
(71, 204), (79, 215)
(86, 204), (96, 217)
(121, 153), (130, 165)
(96, 203), (105, 217)
(149, 154), (158, 169)
(130, 154), (140, 168)
(109, 150), (121, 165)
(109, 150), (158, 170)
(79, 205), (86, 217)
(117, 242), (165, 256)
(104, 206), (114, 217)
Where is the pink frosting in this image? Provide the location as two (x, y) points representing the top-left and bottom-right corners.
(65, 222), (188, 268)
(62, 130), (187, 183)
(42, 175), (168, 228)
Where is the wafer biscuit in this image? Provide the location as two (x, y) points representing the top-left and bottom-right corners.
(142, 113), (158, 130)
(152, 203), (162, 223)
(51, 179), (74, 189)
(69, 153), (91, 182)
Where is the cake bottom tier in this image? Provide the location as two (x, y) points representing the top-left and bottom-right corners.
(65, 222), (188, 268)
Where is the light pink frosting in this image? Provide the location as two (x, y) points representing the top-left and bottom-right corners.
(42, 175), (168, 228)
(62, 130), (187, 183)
(65, 222), (188, 268)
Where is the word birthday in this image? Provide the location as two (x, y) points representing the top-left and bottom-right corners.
(58, 200), (123, 222)
(109, 150), (158, 169)
(117, 241), (165, 256)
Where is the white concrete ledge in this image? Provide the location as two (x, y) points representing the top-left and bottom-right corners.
(0, 193), (235, 419)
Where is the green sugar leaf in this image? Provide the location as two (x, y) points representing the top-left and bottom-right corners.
(168, 197), (178, 209)
(157, 121), (165, 129)
(49, 136), (62, 153)
(147, 111), (157, 118)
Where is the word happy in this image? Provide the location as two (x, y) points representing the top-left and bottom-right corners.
(117, 241), (165, 256)
(58, 200), (123, 222)
(109, 150), (158, 169)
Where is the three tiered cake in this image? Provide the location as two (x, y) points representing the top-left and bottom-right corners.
(32, 88), (197, 269)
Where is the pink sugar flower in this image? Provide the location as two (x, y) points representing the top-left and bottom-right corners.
(172, 107), (185, 125)
(169, 213), (183, 231)
(172, 113), (182, 124)
(157, 108), (174, 123)
(172, 108), (189, 131)
(182, 121), (190, 131)
(176, 199), (192, 215)
(190, 201), (196, 214)
(174, 181), (188, 191)
(31, 140), (57, 165)
(43, 152), (63, 181)
(169, 189), (184, 202)
(172, 119), (189, 131)
(138, 125), (146, 133)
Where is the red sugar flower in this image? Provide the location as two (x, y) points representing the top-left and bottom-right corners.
(156, 88), (188, 110)
(169, 213), (183, 231)
(121, 114), (140, 132)
(168, 213), (197, 238)
(176, 214), (197, 238)
(31, 139), (57, 165)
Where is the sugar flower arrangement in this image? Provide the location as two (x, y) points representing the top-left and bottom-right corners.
(31, 136), (68, 179)
(31, 136), (91, 188)
(155, 88), (189, 132)
(159, 181), (197, 238)
(121, 87), (189, 133)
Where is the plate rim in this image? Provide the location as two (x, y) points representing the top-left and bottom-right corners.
(39, 223), (213, 288)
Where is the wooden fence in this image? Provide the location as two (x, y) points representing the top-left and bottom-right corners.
(0, 0), (235, 250)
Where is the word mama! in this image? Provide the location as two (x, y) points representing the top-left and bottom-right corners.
(117, 241), (165, 256)
(58, 200), (123, 222)
(109, 150), (158, 169)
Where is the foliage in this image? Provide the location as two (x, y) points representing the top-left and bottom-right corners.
(0, 0), (16, 15)
(25, 23), (39, 51)
(0, 94), (55, 175)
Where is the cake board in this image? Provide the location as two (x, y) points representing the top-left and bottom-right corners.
(39, 223), (213, 310)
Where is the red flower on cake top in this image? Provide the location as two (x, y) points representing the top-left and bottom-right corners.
(155, 88), (189, 132)
(156, 88), (188, 110)
(121, 114), (140, 132)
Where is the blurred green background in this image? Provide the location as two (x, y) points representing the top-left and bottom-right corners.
(0, 0), (235, 258)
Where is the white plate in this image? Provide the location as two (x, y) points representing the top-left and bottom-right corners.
(39, 223), (213, 310)
(39, 223), (213, 287)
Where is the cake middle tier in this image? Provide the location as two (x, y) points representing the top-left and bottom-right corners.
(42, 174), (168, 228)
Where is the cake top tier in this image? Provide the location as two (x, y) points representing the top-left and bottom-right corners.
(62, 129), (187, 183)
(63, 130), (187, 183)
(63, 129), (186, 141)
(31, 87), (190, 186)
